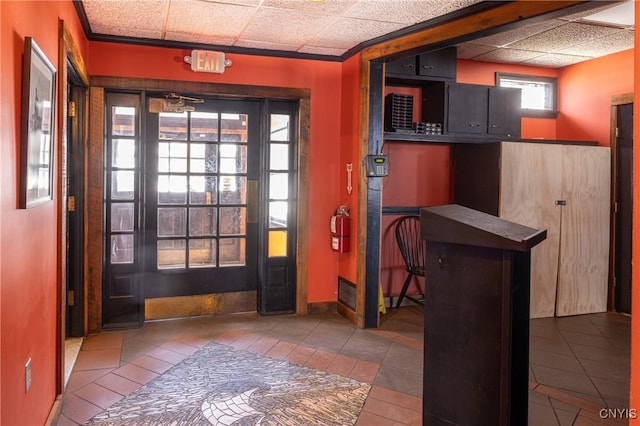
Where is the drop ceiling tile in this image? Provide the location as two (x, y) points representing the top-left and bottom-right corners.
(239, 7), (336, 45)
(310, 17), (405, 49)
(472, 48), (545, 64)
(90, 25), (163, 40)
(558, 29), (634, 57)
(456, 43), (497, 59)
(261, 0), (357, 15)
(298, 45), (347, 56)
(522, 53), (592, 68)
(344, 0), (481, 25)
(234, 39), (302, 52)
(470, 19), (564, 48)
(558, 1), (630, 23)
(507, 22), (620, 53)
(165, 0), (256, 38)
(82, 0), (167, 34)
(164, 32), (236, 46)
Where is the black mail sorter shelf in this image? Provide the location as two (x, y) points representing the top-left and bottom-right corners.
(420, 204), (546, 426)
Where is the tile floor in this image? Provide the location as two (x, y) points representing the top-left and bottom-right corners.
(52, 307), (630, 426)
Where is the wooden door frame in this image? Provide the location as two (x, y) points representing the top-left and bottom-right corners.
(51, 20), (90, 421)
(86, 77), (310, 333)
(609, 92), (634, 310)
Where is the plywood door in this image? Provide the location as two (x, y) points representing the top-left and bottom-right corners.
(499, 142), (563, 318)
(555, 145), (610, 316)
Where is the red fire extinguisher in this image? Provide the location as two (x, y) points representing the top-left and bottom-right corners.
(331, 206), (350, 253)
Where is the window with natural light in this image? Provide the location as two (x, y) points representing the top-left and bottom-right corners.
(496, 73), (558, 118)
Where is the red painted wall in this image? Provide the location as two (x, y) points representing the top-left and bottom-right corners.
(88, 42), (344, 303)
(337, 54), (361, 284)
(557, 49), (633, 146)
(0, 1), (88, 425)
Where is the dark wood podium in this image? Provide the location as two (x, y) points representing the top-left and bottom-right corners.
(420, 204), (546, 425)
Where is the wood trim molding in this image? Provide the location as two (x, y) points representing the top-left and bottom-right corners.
(87, 87), (105, 333)
(612, 92), (634, 106)
(62, 24), (89, 86)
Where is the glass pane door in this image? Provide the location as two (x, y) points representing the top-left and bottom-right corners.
(145, 98), (259, 298)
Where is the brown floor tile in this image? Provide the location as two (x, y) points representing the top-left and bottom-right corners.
(112, 363), (159, 385)
(73, 349), (121, 371)
(304, 348), (337, 370)
(356, 410), (406, 426)
(266, 340), (297, 360)
(349, 359), (380, 383)
(81, 332), (123, 351)
(73, 382), (124, 409)
(60, 394), (103, 424)
(326, 353), (358, 376)
(130, 354), (174, 374)
(247, 335), (279, 354)
(65, 369), (114, 392)
(230, 332), (262, 349)
(285, 344), (316, 365)
(367, 386), (422, 412)
(362, 396), (422, 424)
(145, 346), (188, 364)
(94, 372), (142, 396)
(213, 329), (244, 344)
(158, 340), (200, 356)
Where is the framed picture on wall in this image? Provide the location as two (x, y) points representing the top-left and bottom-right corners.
(19, 36), (56, 209)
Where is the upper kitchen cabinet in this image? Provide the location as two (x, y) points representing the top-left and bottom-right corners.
(386, 47), (457, 82)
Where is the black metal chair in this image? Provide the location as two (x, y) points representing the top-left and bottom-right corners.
(394, 215), (425, 308)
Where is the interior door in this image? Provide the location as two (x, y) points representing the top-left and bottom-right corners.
(500, 142), (563, 318)
(614, 103), (633, 314)
(556, 145), (610, 316)
(144, 98), (260, 299)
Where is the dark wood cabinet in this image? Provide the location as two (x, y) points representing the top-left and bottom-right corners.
(488, 86), (522, 138)
(417, 47), (457, 79)
(446, 83), (487, 134)
(386, 47), (457, 81)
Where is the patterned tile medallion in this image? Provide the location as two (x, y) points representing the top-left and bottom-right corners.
(85, 342), (371, 425)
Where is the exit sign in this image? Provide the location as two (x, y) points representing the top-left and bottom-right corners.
(187, 50), (231, 74)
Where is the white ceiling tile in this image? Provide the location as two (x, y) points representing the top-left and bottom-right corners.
(507, 22), (620, 53)
(90, 24), (164, 39)
(261, 0), (357, 15)
(165, 32), (236, 46)
(310, 17), (405, 48)
(82, 0), (168, 33)
(455, 43), (496, 59)
(239, 7), (337, 45)
(472, 48), (544, 64)
(558, 29), (634, 57)
(298, 45), (347, 56)
(234, 39), (301, 52)
(165, 0), (257, 38)
(522, 53), (592, 68)
(469, 20), (564, 48)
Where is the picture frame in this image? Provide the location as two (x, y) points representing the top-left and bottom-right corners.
(20, 37), (56, 209)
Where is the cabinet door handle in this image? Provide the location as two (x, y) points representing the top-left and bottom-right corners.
(402, 64), (414, 68)
(422, 65), (434, 69)
(491, 124), (501, 128)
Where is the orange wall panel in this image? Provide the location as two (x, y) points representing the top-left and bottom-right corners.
(0, 1), (89, 425)
(336, 54), (361, 284)
(89, 42), (344, 303)
(557, 49), (633, 146)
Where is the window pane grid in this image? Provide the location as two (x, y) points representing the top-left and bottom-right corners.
(267, 113), (292, 258)
(156, 110), (248, 269)
(108, 104), (139, 265)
